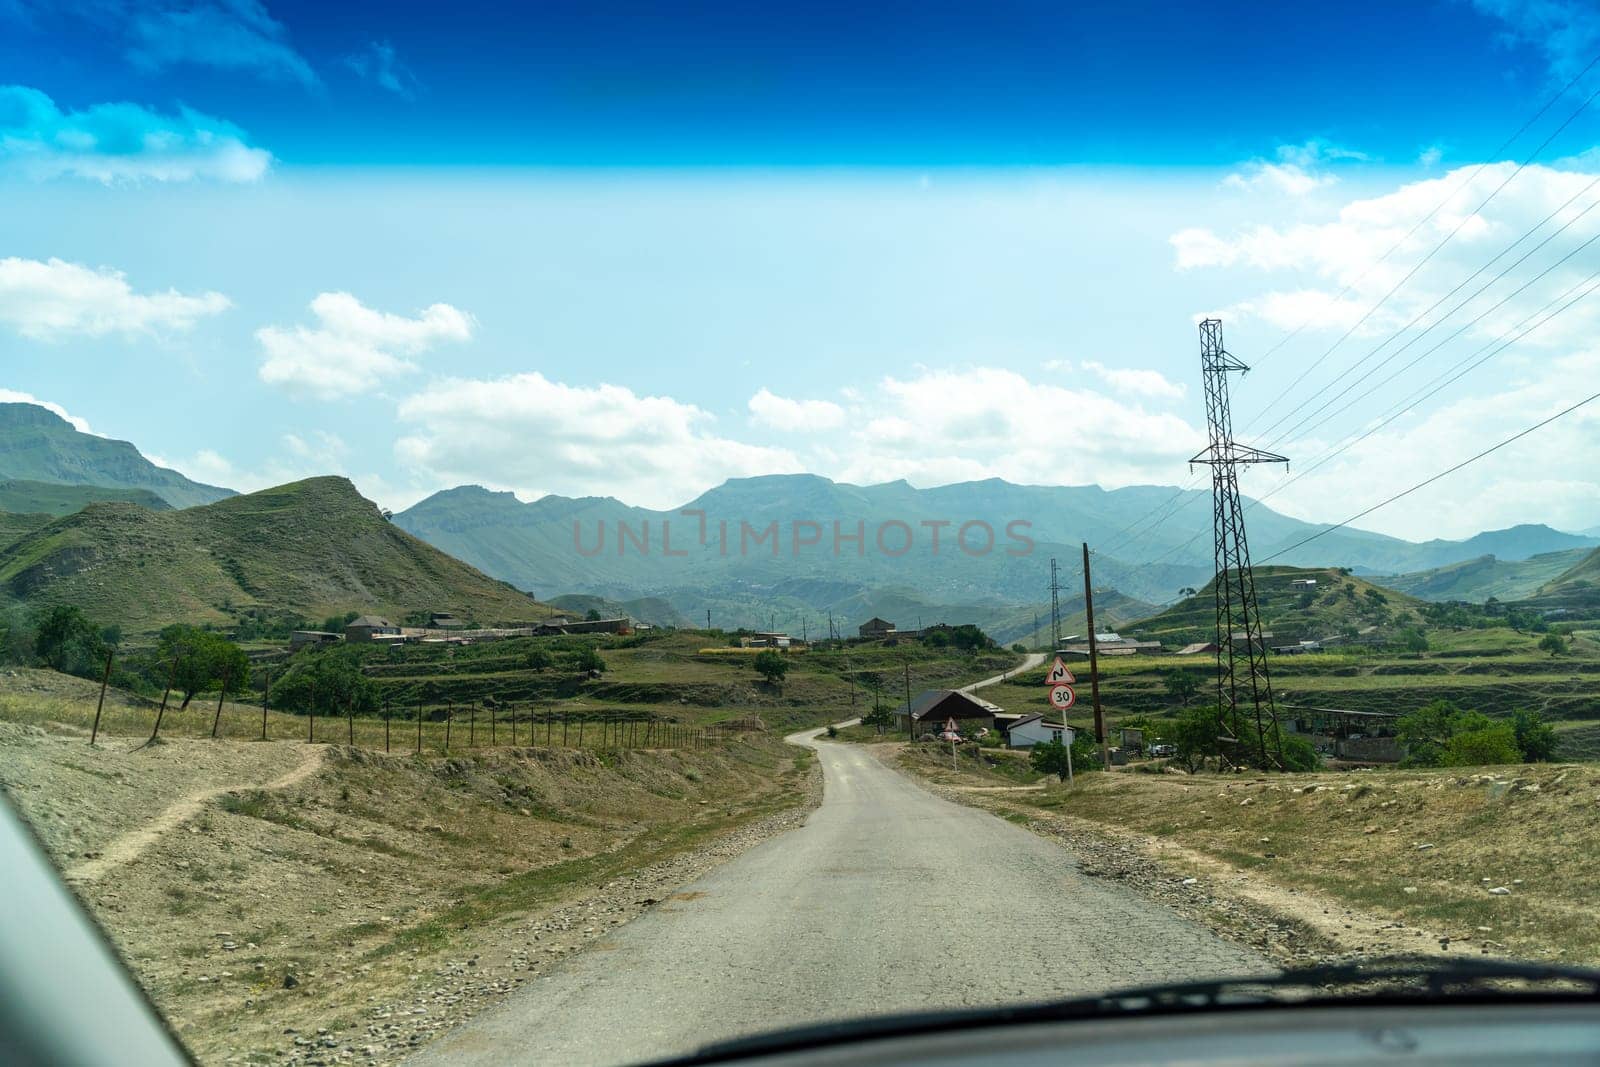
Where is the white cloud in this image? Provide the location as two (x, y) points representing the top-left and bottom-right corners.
(1221, 140), (1365, 198)
(397, 372), (804, 508)
(123, 0), (316, 86)
(831, 367), (1201, 490)
(747, 387), (846, 431)
(1471, 0), (1600, 82)
(257, 292), (474, 400)
(0, 256), (230, 339)
(0, 388), (94, 433)
(343, 40), (419, 99)
(1223, 161), (1335, 198)
(1077, 360), (1186, 400)
(0, 84), (271, 183)
(393, 365), (1201, 510)
(1175, 162), (1600, 348)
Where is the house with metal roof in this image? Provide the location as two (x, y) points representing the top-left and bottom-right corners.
(344, 615), (400, 642)
(893, 689), (1003, 736)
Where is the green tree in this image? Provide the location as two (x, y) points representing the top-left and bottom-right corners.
(1030, 738), (1072, 781)
(575, 646), (607, 674)
(1397, 627), (1430, 653)
(753, 649), (789, 686)
(1171, 705), (1224, 772)
(1160, 667), (1200, 705)
(1396, 699), (1495, 767)
(157, 625), (250, 709)
(1279, 734), (1322, 772)
(1510, 708), (1558, 762)
(1539, 633), (1568, 657)
(585, 608), (602, 621)
(861, 702), (896, 734)
(524, 645), (554, 671)
(33, 605), (107, 676)
(272, 649), (376, 716)
(1442, 724), (1522, 766)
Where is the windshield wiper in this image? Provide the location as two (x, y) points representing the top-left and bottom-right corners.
(649, 957), (1600, 1066)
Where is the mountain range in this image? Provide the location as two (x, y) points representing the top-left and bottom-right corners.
(390, 476), (1599, 637)
(1, 401), (1595, 639)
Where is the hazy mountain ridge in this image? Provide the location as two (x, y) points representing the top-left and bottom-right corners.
(0, 404), (233, 509)
(394, 474), (1592, 633)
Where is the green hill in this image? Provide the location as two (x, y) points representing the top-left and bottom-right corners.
(1521, 546), (1600, 613)
(0, 478), (172, 516)
(1373, 548), (1592, 604)
(1128, 566), (1427, 646)
(547, 593), (690, 628)
(0, 476), (548, 634)
(0, 403), (233, 509)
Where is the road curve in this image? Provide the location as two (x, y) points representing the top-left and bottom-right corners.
(409, 726), (1269, 1067)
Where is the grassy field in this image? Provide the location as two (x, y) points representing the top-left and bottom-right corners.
(892, 742), (1600, 965)
(989, 625), (1600, 757)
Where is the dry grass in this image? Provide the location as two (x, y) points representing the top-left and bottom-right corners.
(902, 750), (1600, 965)
(0, 688), (816, 1063)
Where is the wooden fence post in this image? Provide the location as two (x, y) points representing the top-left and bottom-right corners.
(149, 655), (178, 744)
(347, 693), (355, 746)
(490, 701), (497, 747)
(90, 649), (113, 746)
(261, 667), (271, 741)
(445, 703), (452, 753)
(210, 666), (231, 738)
(469, 703), (476, 747)
(562, 712), (568, 747)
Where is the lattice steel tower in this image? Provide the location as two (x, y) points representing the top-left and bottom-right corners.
(1189, 319), (1288, 769)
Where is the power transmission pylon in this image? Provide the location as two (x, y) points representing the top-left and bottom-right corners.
(1189, 319), (1288, 769)
(1049, 558), (1062, 650)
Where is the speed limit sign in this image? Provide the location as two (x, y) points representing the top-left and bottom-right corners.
(1048, 683), (1076, 710)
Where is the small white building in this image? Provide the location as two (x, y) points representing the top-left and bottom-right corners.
(1006, 714), (1075, 749)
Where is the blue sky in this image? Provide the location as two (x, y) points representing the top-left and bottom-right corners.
(2, 0), (1599, 541)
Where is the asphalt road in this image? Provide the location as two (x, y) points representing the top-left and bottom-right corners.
(410, 729), (1269, 1067)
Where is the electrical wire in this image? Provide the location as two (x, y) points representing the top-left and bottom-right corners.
(1256, 390), (1600, 564)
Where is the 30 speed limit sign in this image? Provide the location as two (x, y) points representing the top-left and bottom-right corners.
(1048, 683), (1076, 710)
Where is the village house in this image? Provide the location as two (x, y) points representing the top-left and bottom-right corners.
(858, 617), (896, 639)
(345, 615), (400, 642)
(1005, 713), (1074, 749)
(894, 689), (1002, 736)
(288, 630), (341, 650)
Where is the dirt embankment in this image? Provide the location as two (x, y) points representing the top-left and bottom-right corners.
(885, 741), (1600, 970)
(0, 714), (820, 1066)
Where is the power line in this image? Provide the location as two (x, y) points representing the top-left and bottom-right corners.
(1261, 212), (1600, 451)
(1256, 389), (1600, 565)
(1250, 47), (1600, 369)
(1242, 70), (1600, 429)
(1252, 174), (1600, 448)
(1260, 264), (1600, 479)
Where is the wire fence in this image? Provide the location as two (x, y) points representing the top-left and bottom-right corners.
(68, 651), (745, 755)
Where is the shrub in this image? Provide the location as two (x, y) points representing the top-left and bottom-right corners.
(1510, 708), (1558, 762)
(575, 646), (607, 673)
(1442, 724), (1522, 766)
(1539, 633), (1568, 657)
(753, 649), (789, 686)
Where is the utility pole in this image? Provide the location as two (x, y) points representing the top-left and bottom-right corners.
(903, 662), (912, 737)
(1049, 558), (1062, 651)
(1190, 318), (1288, 769)
(1082, 542), (1107, 767)
(706, 609), (712, 631)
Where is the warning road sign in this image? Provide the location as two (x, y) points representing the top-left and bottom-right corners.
(1044, 657), (1076, 685)
(1048, 683), (1076, 710)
